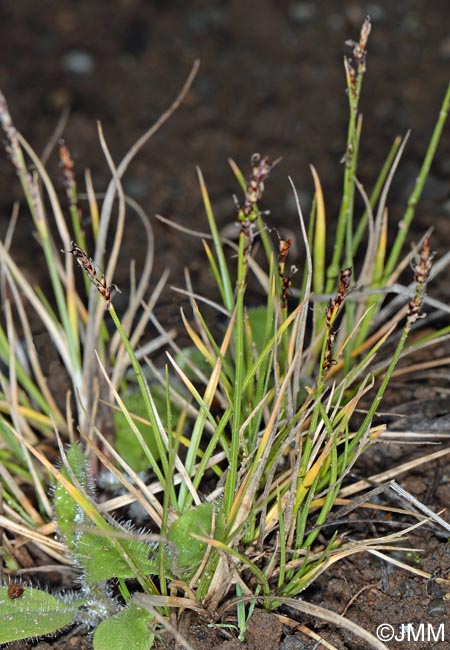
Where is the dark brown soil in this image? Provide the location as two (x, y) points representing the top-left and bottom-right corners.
(1, 1), (450, 649)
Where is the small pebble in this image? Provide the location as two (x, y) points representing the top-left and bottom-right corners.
(280, 634), (309, 650)
(288, 3), (317, 24)
(61, 49), (96, 75)
(428, 597), (447, 617)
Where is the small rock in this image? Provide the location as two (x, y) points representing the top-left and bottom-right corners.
(428, 597), (447, 617)
(288, 3), (317, 25)
(280, 634), (309, 650)
(61, 49), (96, 75)
(246, 611), (283, 649)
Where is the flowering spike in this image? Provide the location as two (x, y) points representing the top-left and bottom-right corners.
(407, 236), (434, 323)
(62, 241), (117, 308)
(322, 267), (352, 375)
(236, 153), (280, 257)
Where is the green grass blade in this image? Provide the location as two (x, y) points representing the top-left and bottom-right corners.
(384, 82), (450, 280)
(197, 167), (234, 311)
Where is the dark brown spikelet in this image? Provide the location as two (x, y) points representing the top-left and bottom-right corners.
(59, 141), (84, 224)
(239, 153), (277, 220)
(325, 267), (352, 329)
(407, 236), (434, 323)
(66, 242), (96, 278)
(345, 15), (371, 95)
(322, 330), (338, 374)
(59, 141), (76, 194)
(59, 141), (75, 175)
(0, 91), (33, 184)
(353, 15), (371, 66)
(62, 241), (116, 308)
(277, 237), (297, 309)
(236, 153), (281, 258)
(278, 238), (292, 278)
(322, 268), (352, 375)
(8, 583), (24, 599)
(0, 92), (20, 166)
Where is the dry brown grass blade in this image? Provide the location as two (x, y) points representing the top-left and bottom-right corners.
(98, 449), (227, 515)
(96, 59), (200, 265)
(0, 514), (68, 564)
(391, 355), (450, 378)
(275, 613), (340, 650)
(289, 176), (313, 397)
(340, 446), (450, 498)
(227, 300), (310, 539)
(143, 353), (217, 426)
(171, 283), (231, 317)
(5, 278), (66, 429)
(273, 516), (436, 588)
(111, 267), (171, 388)
(366, 131), (410, 280)
(80, 426), (164, 528)
(108, 194), (155, 359)
(39, 105), (70, 167)
(132, 593), (198, 650)
(0, 459), (45, 526)
(134, 592), (207, 614)
(221, 596), (389, 650)
(367, 549), (431, 579)
(96, 346), (203, 508)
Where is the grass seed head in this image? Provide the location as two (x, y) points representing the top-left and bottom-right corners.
(62, 241), (116, 308)
(407, 235), (435, 323)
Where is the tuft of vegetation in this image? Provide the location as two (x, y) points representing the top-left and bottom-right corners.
(0, 17), (449, 650)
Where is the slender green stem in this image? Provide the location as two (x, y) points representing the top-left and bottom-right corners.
(350, 322), (411, 455)
(108, 304), (170, 488)
(326, 63), (364, 292)
(224, 233), (246, 514)
(352, 136), (402, 255)
(198, 168), (234, 311)
(384, 82), (450, 281)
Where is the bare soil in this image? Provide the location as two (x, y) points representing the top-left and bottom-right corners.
(2, 1), (450, 649)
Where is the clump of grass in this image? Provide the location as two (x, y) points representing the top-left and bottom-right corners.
(0, 17), (450, 650)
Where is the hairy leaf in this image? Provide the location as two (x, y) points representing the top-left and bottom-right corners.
(0, 585), (76, 643)
(93, 602), (155, 650)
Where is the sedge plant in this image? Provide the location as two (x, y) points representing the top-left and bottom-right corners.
(0, 17), (450, 650)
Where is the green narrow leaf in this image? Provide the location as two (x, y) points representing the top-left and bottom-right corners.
(246, 306), (271, 355)
(352, 135), (402, 255)
(310, 165), (326, 295)
(384, 82), (450, 280)
(114, 389), (161, 471)
(197, 167), (234, 311)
